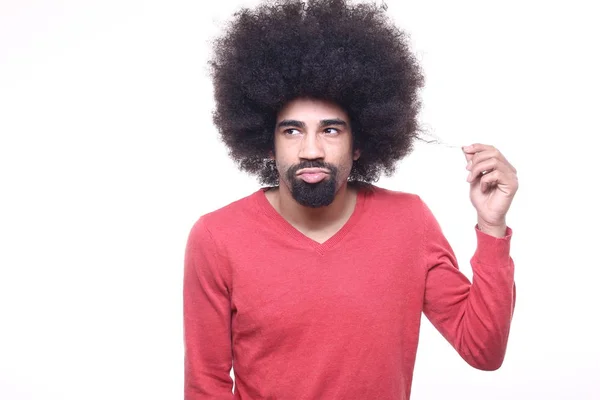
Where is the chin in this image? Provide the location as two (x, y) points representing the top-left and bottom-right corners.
(290, 177), (337, 208)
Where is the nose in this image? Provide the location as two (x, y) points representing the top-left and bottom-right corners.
(298, 132), (325, 160)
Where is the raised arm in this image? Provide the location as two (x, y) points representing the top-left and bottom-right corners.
(421, 199), (516, 370)
(183, 219), (234, 399)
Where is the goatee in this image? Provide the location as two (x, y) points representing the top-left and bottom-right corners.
(286, 162), (338, 208)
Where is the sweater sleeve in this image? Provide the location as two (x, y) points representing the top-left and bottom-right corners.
(183, 218), (234, 399)
(420, 199), (516, 371)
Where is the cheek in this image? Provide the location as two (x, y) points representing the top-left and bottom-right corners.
(331, 155), (354, 177)
(341, 159), (354, 175)
(272, 140), (295, 164)
(273, 155), (292, 176)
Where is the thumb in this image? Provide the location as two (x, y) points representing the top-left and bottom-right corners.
(462, 147), (474, 163)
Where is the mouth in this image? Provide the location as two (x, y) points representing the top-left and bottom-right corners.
(296, 168), (330, 183)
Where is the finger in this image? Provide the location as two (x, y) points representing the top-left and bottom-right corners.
(470, 146), (502, 162)
(463, 150), (474, 165)
(467, 157), (511, 183)
(478, 169), (519, 194)
(478, 169), (502, 193)
(463, 144), (517, 175)
(469, 148), (514, 173)
(463, 147), (473, 161)
(462, 143), (493, 156)
(463, 143), (494, 168)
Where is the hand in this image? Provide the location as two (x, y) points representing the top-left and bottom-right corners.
(463, 143), (518, 236)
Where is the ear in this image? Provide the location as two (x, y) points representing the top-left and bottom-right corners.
(353, 148), (361, 161)
(268, 149), (275, 160)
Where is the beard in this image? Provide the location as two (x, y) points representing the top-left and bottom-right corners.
(284, 161), (339, 208)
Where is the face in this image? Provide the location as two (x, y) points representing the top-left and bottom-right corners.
(271, 97), (360, 208)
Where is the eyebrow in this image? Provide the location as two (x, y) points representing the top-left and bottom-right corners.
(276, 118), (348, 129)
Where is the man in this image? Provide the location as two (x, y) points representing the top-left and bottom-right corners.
(183, 0), (518, 399)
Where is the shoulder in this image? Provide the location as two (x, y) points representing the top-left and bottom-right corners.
(366, 185), (443, 232)
(358, 184), (431, 243)
(365, 183), (425, 210)
(187, 189), (263, 243)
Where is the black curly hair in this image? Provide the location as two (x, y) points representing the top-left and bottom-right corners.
(209, 0), (425, 185)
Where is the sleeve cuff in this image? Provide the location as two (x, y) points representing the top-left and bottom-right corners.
(473, 225), (513, 266)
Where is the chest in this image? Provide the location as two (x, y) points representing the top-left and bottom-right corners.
(228, 235), (426, 342)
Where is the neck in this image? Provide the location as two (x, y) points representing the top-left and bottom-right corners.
(268, 182), (358, 232)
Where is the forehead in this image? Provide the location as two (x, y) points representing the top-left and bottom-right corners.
(277, 98), (349, 122)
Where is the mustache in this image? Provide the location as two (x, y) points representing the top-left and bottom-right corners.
(287, 161), (338, 181)
(289, 161), (334, 173)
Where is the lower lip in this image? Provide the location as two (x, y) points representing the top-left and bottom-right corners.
(298, 172), (328, 183)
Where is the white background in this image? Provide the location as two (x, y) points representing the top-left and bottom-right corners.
(1, 0), (598, 399)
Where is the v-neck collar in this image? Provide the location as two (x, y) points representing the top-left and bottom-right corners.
(254, 184), (370, 255)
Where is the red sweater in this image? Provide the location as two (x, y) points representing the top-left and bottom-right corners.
(183, 184), (515, 399)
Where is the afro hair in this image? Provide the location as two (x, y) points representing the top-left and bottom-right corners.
(209, 0), (425, 185)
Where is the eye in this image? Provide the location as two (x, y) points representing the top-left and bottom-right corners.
(284, 128), (301, 136)
(324, 128), (339, 135)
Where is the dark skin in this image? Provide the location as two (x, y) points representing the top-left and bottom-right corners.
(463, 144), (519, 237)
(209, 0), (426, 187)
(265, 97), (360, 243)
(264, 97), (519, 240)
